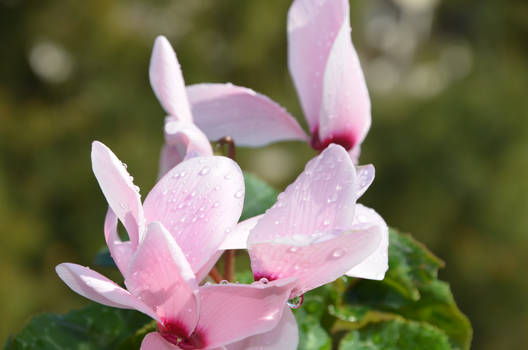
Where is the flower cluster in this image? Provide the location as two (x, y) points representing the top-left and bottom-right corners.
(56, 0), (389, 349)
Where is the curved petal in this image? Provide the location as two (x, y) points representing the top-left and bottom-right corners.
(317, 4), (371, 154)
(91, 141), (144, 248)
(140, 332), (180, 350)
(345, 204), (389, 280)
(125, 222), (199, 330)
(194, 278), (296, 349)
(187, 83), (308, 146)
(249, 225), (381, 297)
(219, 215), (262, 250)
(159, 118), (214, 177)
(103, 208), (133, 275)
(287, 0), (349, 130)
(55, 263), (156, 320)
(248, 144), (357, 245)
(226, 306), (298, 350)
(159, 144), (185, 179)
(149, 36), (193, 122)
(355, 164), (375, 199)
(143, 156), (244, 274)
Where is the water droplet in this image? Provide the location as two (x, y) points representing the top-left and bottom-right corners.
(258, 277), (269, 284)
(288, 246), (298, 253)
(199, 166), (210, 175)
(336, 184), (342, 191)
(219, 280), (229, 285)
(224, 174), (232, 180)
(274, 220), (280, 225)
(327, 193), (338, 203)
(234, 190), (243, 198)
(213, 202), (220, 208)
(323, 219), (330, 226)
(122, 162), (127, 169)
(180, 217), (186, 223)
(287, 295), (304, 309)
(332, 248), (346, 258)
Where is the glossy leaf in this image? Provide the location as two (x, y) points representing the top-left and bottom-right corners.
(338, 319), (452, 350)
(5, 304), (151, 350)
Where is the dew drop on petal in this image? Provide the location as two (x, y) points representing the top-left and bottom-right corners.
(332, 248), (346, 259)
(287, 295), (304, 309)
(219, 280), (229, 285)
(199, 166), (210, 176)
(258, 277), (269, 284)
(288, 246), (298, 253)
(234, 190), (243, 198)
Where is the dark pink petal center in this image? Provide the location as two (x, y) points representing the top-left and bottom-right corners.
(310, 126), (356, 152)
(158, 319), (206, 349)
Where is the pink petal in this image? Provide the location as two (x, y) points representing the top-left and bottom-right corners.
(248, 144), (357, 245)
(226, 306), (298, 350)
(317, 3), (371, 154)
(149, 36), (193, 123)
(143, 156), (244, 274)
(103, 208), (133, 275)
(249, 225), (381, 297)
(55, 263), (156, 320)
(91, 141), (144, 248)
(140, 332), (180, 350)
(194, 249), (223, 283)
(158, 118), (214, 177)
(219, 215), (262, 250)
(125, 222), (199, 330)
(345, 204), (389, 280)
(355, 164), (375, 199)
(159, 144), (185, 179)
(187, 83), (308, 146)
(287, 0), (349, 131)
(194, 278), (296, 349)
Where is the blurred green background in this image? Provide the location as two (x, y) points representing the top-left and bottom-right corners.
(1, 0), (527, 348)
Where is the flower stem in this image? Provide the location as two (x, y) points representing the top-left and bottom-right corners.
(208, 267), (224, 283)
(215, 136), (237, 282)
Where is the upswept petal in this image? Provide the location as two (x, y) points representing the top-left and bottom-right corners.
(149, 36), (193, 123)
(226, 306), (298, 350)
(345, 204), (389, 280)
(55, 263), (156, 320)
(317, 5), (370, 153)
(248, 144), (357, 245)
(287, 0), (349, 131)
(249, 225), (381, 297)
(187, 83), (308, 146)
(143, 156), (244, 275)
(141, 332), (180, 350)
(91, 141), (144, 248)
(219, 215), (262, 250)
(125, 222), (199, 330)
(194, 278), (297, 349)
(355, 164), (375, 199)
(103, 208), (133, 275)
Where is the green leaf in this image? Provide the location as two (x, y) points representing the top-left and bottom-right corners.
(384, 228), (444, 301)
(5, 304), (151, 350)
(338, 319), (452, 350)
(332, 229), (472, 350)
(240, 172), (279, 221)
(295, 307), (332, 350)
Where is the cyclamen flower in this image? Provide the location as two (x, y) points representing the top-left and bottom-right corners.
(236, 144), (388, 298)
(184, 0), (370, 162)
(56, 142), (297, 349)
